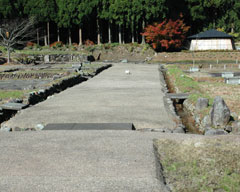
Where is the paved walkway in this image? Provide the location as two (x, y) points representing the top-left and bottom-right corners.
(0, 131), (171, 192)
(0, 63), (176, 191)
(4, 63), (175, 130)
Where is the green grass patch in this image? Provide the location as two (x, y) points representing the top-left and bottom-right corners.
(154, 137), (240, 192)
(166, 65), (212, 105)
(0, 90), (25, 100)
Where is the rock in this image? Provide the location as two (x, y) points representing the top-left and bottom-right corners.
(231, 112), (238, 121)
(210, 96), (230, 128)
(172, 126), (185, 133)
(224, 125), (232, 133)
(35, 124), (44, 130)
(44, 55), (50, 63)
(53, 75), (61, 80)
(201, 115), (211, 128)
(196, 98), (209, 111)
(231, 121), (240, 133)
(196, 99), (208, 112)
(121, 59), (128, 63)
(1, 125), (12, 132)
(204, 128), (227, 135)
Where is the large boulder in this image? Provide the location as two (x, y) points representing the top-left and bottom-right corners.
(210, 96), (230, 128)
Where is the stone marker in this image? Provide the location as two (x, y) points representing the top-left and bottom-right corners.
(210, 96), (230, 128)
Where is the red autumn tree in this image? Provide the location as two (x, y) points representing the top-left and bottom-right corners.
(142, 17), (190, 50)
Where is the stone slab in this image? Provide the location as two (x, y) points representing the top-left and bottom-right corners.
(166, 93), (189, 100)
(0, 103), (28, 111)
(43, 123), (135, 130)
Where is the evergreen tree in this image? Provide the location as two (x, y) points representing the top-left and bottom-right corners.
(23, 0), (56, 45)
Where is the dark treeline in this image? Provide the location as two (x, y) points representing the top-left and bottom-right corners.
(0, 0), (240, 46)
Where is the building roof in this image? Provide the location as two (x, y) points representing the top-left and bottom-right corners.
(188, 29), (233, 39)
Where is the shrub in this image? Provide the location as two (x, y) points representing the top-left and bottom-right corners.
(142, 16), (190, 51)
(26, 41), (36, 47)
(50, 41), (63, 48)
(84, 39), (95, 46)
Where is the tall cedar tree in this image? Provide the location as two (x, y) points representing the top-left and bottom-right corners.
(23, 0), (56, 46)
(142, 17), (190, 50)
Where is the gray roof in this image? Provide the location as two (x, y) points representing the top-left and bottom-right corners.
(188, 29), (233, 39)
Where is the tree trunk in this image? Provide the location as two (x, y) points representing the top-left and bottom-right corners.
(68, 29), (72, 45)
(97, 18), (101, 45)
(44, 31), (47, 46)
(119, 24), (122, 44)
(108, 22), (111, 44)
(57, 27), (60, 42)
(37, 28), (39, 45)
(47, 22), (50, 46)
(131, 21), (134, 43)
(122, 27), (125, 44)
(79, 27), (82, 45)
(231, 23), (234, 33)
(7, 47), (10, 64)
(141, 20), (145, 44)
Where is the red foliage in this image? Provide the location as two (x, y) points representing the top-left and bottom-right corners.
(142, 17), (190, 50)
(84, 39), (95, 46)
(50, 41), (63, 48)
(26, 41), (36, 47)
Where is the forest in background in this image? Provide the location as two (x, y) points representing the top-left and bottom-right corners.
(0, 0), (240, 46)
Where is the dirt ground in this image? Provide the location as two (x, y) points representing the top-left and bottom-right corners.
(154, 51), (240, 63)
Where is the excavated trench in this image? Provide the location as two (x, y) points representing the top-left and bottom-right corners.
(164, 71), (200, 134)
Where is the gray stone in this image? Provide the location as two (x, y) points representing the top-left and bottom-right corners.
(1, 125), (11, 132)
(231, 112), (238, 121)
(121, 59), (128, 63)
(52, 75), (61, 80)
(44, 55), (50, 63)
(224, 125), (232, 133)
(204, 128), (227, 135)
(0, 103), (28, 111)
(172, 126), (185, 133)
(201, 115), (211, 128)
(189, 67), (199, 72)
(210, 96), (230, 128)
(231, 121), (240, 133)
(35, 124), (44, 130)
(196, 98), (209, 111)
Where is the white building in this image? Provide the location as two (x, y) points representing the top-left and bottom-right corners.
(188, 29), (235, 51)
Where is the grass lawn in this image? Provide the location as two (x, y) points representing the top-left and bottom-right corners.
(154, 137), (240, 192)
